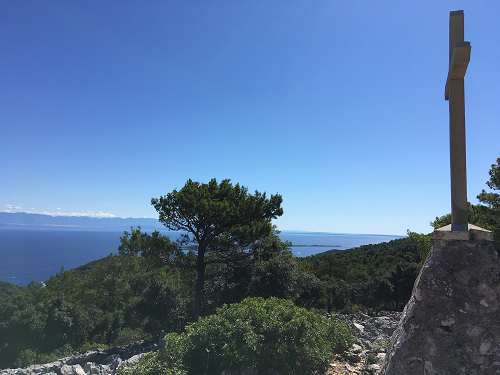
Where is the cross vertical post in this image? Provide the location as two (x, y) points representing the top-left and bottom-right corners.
(445, 10), (471, 231)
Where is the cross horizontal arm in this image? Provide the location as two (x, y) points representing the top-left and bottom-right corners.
(445, 42), (471, 100)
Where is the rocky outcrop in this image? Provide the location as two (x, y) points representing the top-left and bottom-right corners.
(381, 226), (499, 375)
(335, 311), (401, 350)
(331, 311), (401, 374)
(0, 341), (157, 375)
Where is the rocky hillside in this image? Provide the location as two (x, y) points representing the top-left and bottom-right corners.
(1, 311), (400, 375)
(0, 340), (158, 375)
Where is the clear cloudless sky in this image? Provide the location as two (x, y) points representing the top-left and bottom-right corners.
(1, 1), (499, 236)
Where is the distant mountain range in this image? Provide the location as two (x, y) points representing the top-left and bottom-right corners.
(0, 212), (165, 230)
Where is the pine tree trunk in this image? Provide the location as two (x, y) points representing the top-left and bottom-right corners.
(194, 247), (206, 319)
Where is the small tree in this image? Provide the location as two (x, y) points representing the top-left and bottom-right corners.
(477, 157), (500, 250)
(477, 157), (500, 208)
(407, 230), (433, 262)
(122, 179), (283, 318)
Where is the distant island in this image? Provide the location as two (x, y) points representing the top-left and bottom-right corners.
(0, 212), (164, 231)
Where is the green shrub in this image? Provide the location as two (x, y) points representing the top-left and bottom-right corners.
(14, 349), (37, 368)
(78, 341), (110, 353)
(184, 297), (353, 374)
(124, 297), (353, 375)
(114, 327), (151, 347)
(14, 344), (74, 368)
(366, 353), (377, 365)
(52, 343), (73, 358)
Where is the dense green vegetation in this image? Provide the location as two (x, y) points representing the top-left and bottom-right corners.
(0, 252), (191, 368)
(0, 281), (26, 300)
(0, 233), (419, 369)
(297, 237), (422, 312)
(119, 297), (353, 375)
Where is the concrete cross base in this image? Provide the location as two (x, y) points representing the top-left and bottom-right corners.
(380, 235), (499, 374)
(434, 224), (494, 241)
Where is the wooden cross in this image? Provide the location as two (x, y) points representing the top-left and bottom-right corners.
(445, 10), (471, 231)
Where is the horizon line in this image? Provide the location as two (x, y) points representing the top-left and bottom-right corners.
(1, 211), (407, 237)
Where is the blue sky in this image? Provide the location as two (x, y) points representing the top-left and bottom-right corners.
(1, 1), (499, 235)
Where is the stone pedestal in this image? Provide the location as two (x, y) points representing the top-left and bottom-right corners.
(380, 226), (499, 375)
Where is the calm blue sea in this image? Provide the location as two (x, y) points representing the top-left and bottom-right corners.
(0, 227), (402, 287)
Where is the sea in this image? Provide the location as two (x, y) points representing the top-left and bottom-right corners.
(0, 227), (402, 287)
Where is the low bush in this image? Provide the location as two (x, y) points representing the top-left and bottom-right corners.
(13, 349), (37, 368)
(121, 297), (353, 375)
(13, 344), (74, 368)
(78, 341), (110, 353)
(113, 327), (151, 347)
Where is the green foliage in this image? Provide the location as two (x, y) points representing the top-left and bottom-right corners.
(478, 157), (500, 208)
(0, 231), (425, 369)
(0, 250), (195, 369)
(407, 230), (433, 261)
(431, 202), (490, 230)
(0, 280), (27, 299)
(370, 340), (390, 353)
(13, 344), (73, 368)
(149, 178), (284, 317)
(114, 327), (151, 347)
(387, 262), (420, 310)
(125, 297), (353, 375)
(78, 341), (109, 353)
(44, 343), (73, 362)
(477, 157), (500, 250)
(250, 252), (301, 300)
(13, 349), (37, 368)
(300, 237), (421, 281)
(0, 225), (300, 370)
(298, 237), (421, 312)
(151, 179), (283, 245)
(366, 353), (377, 365)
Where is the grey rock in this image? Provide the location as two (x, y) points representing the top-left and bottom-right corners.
(0, 340), (158, 375)
(365, 363), (381, 374)
(345, 363), (360, 374)
(102, 354), (121, 370)
(375, 353), (386, 365)
(82, 362), (100, 375)
(346, 353), (362, 363)
(353, 323), (364, 334)
(99, 364), (111, 374)
(122, 353), (146, 367)
(335, 311), (401, 352)
(61, 364), (86, 375)
(352, 344), (363, 354)
(381, 237), (500, 375)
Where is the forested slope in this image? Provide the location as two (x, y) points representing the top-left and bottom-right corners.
(0, 234), (424, 369)
(0, 280), (26, 299)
